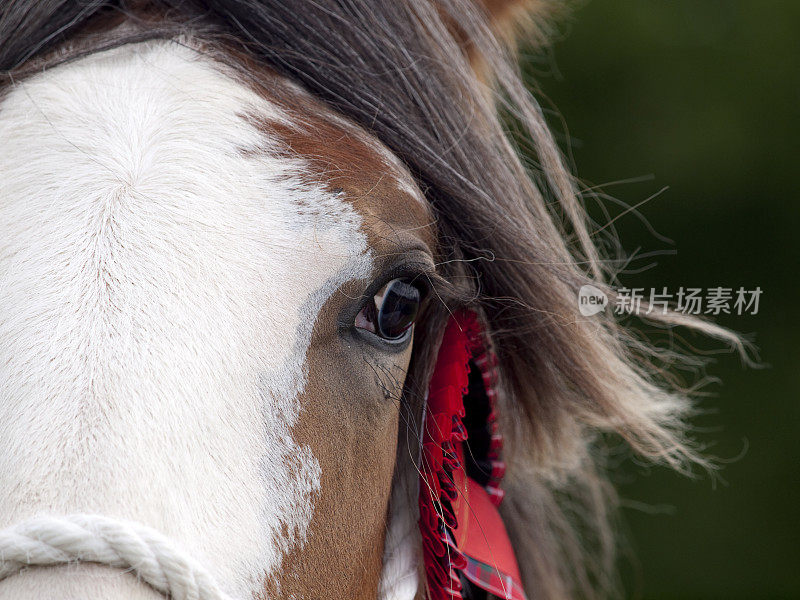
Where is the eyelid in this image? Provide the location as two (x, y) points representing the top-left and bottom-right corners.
(370, 265), (432, 303)
(366, 253), (436, 298)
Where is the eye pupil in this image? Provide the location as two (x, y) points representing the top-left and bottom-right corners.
(376, 279), (420, 340)
(353, 277), (423, 342)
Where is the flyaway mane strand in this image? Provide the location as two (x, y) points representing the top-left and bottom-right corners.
(0, 1), (747, 597)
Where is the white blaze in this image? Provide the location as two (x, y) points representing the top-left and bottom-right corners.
(0, 41), (370, 597)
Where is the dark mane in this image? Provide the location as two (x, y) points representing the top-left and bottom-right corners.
(0, 2), (745, 597)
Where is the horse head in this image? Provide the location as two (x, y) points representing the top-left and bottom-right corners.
(0, 2), (735, 599)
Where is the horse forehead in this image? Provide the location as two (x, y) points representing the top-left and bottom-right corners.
(239, 66), (434, 248)
(0, 39), (383, 596)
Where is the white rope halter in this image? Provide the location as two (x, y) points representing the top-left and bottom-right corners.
(0, 514), (236, 600)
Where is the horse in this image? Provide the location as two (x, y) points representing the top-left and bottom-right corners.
(0, 1), (743, 599)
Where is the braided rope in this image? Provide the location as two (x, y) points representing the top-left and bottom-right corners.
(0, 514), (236, 600)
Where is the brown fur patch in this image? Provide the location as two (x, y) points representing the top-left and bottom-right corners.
(445, 0), (566, 83)
(231, 56), (437, 599)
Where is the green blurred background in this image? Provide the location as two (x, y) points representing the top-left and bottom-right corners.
(520, 2), (799, 598)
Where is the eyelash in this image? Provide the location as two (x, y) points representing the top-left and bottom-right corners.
(362, 261), (432, 302)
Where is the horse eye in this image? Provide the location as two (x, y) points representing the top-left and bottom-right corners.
(355, 278), (421, 341)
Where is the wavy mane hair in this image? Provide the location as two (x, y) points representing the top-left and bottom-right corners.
(0, 1), (744, 597)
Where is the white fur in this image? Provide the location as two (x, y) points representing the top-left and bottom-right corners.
(377, 482), (421, 600)
(0, 41), (371, 598)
